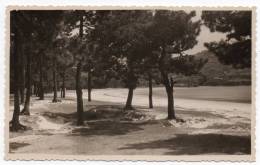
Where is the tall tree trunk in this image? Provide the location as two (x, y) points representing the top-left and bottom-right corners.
(31, 81), (35, 96)
(165, 83), (175, 119)
(125, 87), (134, 110)
(19, 46), (25, 104)
(60, 87), (62, 98)
(57, 79), (60, 95)
(52, 60), (58, 102)
(87, 70), (92, 102)
(76, 62), (84, 125)
(19, 88), (24, 104)
(61, 72), (66, 98)
(10, 12), (25, 131)
(161, 73), (176, 119)
(159, 46), (176, 119)
(33, 81), (37, 96)
(35, 82), (39, 97)
(21, 51), (31, 115)
(11, 59), (22, 131)
(39, 54), (44, 100)
(148, 72), (153, 109)
(76, 13), (84, 126)
(124, 64), (137, 110)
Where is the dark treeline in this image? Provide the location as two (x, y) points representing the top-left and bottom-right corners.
(10, 10), (251, 131)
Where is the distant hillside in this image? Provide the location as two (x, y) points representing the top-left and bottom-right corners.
(194, 50), (251, 86)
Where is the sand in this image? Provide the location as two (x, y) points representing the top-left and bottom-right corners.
(8, 86), (251, 155)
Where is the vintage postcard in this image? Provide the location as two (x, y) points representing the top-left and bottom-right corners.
(5, 6), (256, 161)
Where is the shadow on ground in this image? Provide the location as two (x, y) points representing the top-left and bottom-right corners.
(41, 104), (157, 137)
(9, 142), (30, 151)
(42, 104), (130, 121)
(70, 121), (156, 137)
(119, 134), (251, 155)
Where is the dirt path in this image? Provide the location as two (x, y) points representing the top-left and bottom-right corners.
(9, 87), (251, 155)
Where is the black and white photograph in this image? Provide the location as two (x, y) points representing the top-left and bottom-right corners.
(6, 7), (254, 160)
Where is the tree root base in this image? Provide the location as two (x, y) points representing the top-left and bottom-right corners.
(124, 106), (135, 111)
(20, 109), (30, 116)
(9, 121), (27, 132)
(52, 99), (61, 103)
(168, 117), (185, 123)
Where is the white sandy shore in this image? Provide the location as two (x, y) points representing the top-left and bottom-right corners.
(65, 87), (251, 119)
(9, 87), (251, 131)
(64, 87), (251, 131)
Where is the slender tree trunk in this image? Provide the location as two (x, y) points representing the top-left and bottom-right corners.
(88, 70), (92, 102)
(62, 72), (66, 98)
(76, 62), (84, 125)
(35, 82), (39, 97)
(73, 12), (86, 125)
(19, 46), (25, 104)
(33, 81), (37, 96)
(125, 87), (134, 110)
(148, 73), (153, 109)
(19, 89), (24, 104)
(11, 63), (22, 131)
(10, 12), (25, 131)
(31, 81), (34, 96)
(57, 79), (60, 95)
(21, 51), (31, 115)
(19, 86), (24, 104)
(60, 86), (62, 98)
(39, 54), (44, 100)
(165, 84), (175, 119)
(159, 46), (176, 119)
(11, 38), (21, 131)
(161, 73), (175, 119)
(75, 12), (85, 126)
(52, 60), (58, 102)
(124, 64), (137, 110)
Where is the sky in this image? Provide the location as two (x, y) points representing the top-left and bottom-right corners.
(184, 11), (227, 55)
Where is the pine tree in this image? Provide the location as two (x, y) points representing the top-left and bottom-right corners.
(92, 11), (154, 110)
(63, 10), (96, 125)
(202, 11), (251, 68)
(147, 11), (201, 119)
(10, 11), (26, 131)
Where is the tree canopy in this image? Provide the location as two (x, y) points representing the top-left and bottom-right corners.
(202, 11), (251, 68)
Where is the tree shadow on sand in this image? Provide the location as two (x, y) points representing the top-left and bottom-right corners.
(71, 104), (157, 136)
(9, 142), (30, 152)
(118, 134), (251, 155)
(41, 104), (158, 137)
(42, 104), (129, 121)
(69, 120), (157, 137)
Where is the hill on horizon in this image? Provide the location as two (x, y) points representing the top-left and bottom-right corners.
(193, 50), (251, 86)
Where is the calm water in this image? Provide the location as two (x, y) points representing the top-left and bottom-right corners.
(136, 86), (251, 103)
